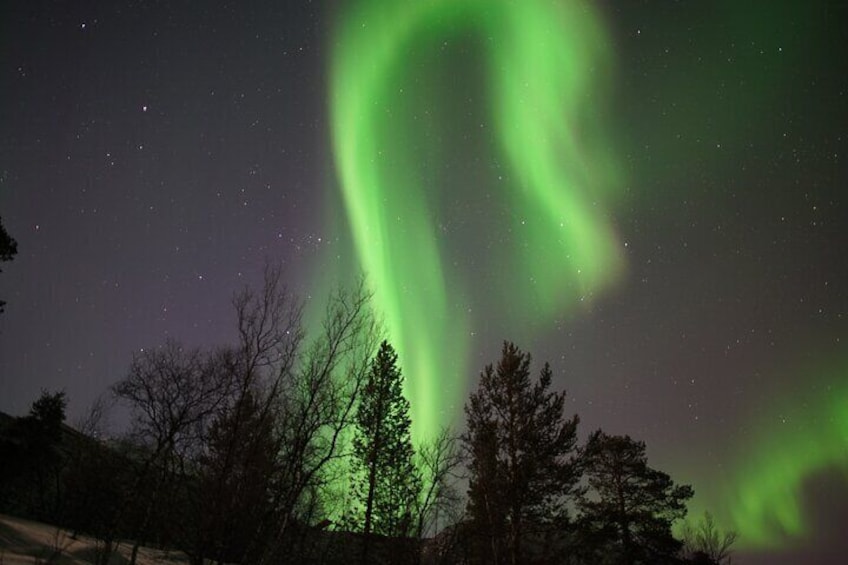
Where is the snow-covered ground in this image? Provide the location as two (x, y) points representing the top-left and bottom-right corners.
(0, 514), (189, 565)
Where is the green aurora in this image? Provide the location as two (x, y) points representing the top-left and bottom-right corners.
(685, 356), (848, 550)
(329, 0), (624, 442)
(327, 0), (847, 553)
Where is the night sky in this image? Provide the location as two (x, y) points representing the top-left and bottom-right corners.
(1, 1), (846, 563)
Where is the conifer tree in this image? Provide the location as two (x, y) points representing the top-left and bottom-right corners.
(577, 430), (694, 565)
(350, 340), (420, 563)
(463, 342), (580, 565)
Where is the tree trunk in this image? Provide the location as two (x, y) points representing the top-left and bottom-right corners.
(361, 460), (378, 565)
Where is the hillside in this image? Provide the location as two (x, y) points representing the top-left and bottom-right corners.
(0, 513), (189, 565)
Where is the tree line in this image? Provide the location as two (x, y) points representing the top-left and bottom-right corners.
(0, 266), (736, 565)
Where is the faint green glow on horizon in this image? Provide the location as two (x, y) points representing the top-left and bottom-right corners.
(329, 0), (624, 440)
(683, 358), (848, 550)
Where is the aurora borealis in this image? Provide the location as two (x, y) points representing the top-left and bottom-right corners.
(689, 357), (848, 550)
(1, 0), (846, 562)
(329, 0), (623, 441)
(326, 1), (847, 555)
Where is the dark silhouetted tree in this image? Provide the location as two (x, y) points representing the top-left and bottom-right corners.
(0, 215), (17, 314)
(463, 342), (580, 565)
(23, 390), (68, 519)
(350, 340), (421, 564)
(110, 266), (378, 565)
(414, 427), (463, 539)
(577, 430), (694, 565)
(188, 262), (303, 564)
(254, 277), (379, 565)
(411, 427), (463, 565)
(197, 388), (277, 564)
(0, 390), (67, 520)
(113, 340), (236, 564)
(63, 396), (130, 565)
(681, 511), (738, 565)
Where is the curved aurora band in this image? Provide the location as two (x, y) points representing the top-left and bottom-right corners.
(327, 0), (848, 552)
(329, 0), (624, 441)
(693, 358), (848, 550)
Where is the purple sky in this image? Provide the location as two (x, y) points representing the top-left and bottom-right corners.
(1, 1), (846, 562)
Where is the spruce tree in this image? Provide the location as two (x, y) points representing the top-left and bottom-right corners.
(350, 340), (420, 562)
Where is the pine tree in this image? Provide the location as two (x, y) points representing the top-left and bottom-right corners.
(463, 342), (580, 565)
(577, 430), (694, 565)
(350, 340), (420, 563)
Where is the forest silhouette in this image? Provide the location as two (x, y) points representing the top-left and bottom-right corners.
(0, 266), (735, 565)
